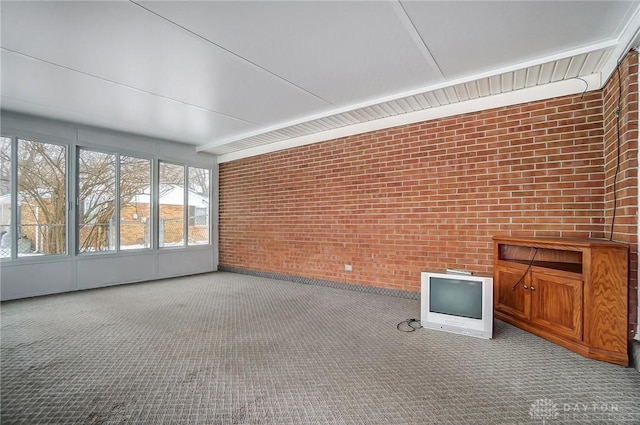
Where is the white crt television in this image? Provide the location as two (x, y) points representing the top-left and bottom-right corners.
(421, 271), (493, 339)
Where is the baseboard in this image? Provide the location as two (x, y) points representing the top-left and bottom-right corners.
(218, 266), (420, 300)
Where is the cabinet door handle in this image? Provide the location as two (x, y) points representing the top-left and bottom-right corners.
(530, 286), (535, 291)
(523, 285), (528, 289)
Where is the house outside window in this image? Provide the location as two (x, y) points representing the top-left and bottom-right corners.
(120, 155), (151, 250)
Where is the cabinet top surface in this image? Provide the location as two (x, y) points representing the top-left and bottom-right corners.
(492, 236), (629, 249)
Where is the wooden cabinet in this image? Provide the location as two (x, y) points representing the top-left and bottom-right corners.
(493, 236), (629, 366)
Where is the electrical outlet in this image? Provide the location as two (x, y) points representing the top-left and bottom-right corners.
(344, 264), (353, 272)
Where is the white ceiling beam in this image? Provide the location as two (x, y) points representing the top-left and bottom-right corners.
(216, 74), (601, 163)
(197, 39), (617, 153)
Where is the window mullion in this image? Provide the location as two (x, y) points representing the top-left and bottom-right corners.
(10, 136), (18, 259)
(73, 145), (80, 256)
(115, 155), (121, 252)
(152, 159), (159, 249)
(184, 165), (189, 247)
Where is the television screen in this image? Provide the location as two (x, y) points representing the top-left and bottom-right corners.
(421, 271), (493, 339)
(429, 277), (483, 320)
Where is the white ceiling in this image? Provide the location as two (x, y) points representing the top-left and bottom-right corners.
(2, 1), (640, 162)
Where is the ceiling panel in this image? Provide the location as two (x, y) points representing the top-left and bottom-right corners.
(1, 50), (257, 145)
(138, 0), (445, 105)
(401, 1), (637, 79)
(1, 1), (330, 125)
(1, 1), (639, 158)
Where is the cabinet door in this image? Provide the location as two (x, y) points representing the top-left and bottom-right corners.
(530, 272), (583, 341)
(494, 266), (530, 320)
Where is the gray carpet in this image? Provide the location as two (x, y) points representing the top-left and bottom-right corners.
(1, 272), (639, 424)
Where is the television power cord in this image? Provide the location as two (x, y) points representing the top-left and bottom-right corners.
(397, 318), (422, 332)
(512, 247), (539, 291)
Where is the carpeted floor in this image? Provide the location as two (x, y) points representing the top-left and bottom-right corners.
(1, 272), (639, 424)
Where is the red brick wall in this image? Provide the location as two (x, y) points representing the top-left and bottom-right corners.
(220, 94), (606, 282)
(603, 50), (639, 339)
(219, 51), (638, 337)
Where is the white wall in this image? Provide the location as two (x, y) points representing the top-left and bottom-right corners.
(0, 112), (219, 300)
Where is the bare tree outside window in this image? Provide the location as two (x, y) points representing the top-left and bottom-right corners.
(0, 137), (11, 257)
(120, 156), (151, 250)
(17, 139), (66, 256)
(188, 167), (209, 245)
(78, 149), (116, 252)
(159, 162), (184, 247)
(3, 140), (210, 255)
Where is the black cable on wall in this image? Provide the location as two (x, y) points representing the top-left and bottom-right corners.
(609, 59), (624, 242)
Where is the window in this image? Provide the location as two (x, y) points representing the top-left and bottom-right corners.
(0, 137), (11, 258)
(159, 162), (184, 247)
(188, 167), (209, 245)
(78, 149), (116, 252)
(120, 156), (151, 250)
(2, 134), (211, 259)
(18, 138), (66, 256)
